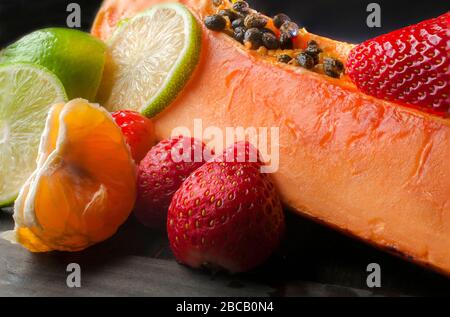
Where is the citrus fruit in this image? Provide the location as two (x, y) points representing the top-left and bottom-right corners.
(2, 99), (136, 252)
(0, 28), (106, 100)
(97, 3), (201, 117)
(0, 63), (67, 207)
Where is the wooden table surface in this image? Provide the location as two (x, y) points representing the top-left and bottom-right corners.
(2, 206), (450, 297)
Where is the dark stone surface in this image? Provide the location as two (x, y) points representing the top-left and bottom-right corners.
(2, 205), (450, 296)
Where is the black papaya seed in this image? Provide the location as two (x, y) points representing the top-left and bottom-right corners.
(231, 18), (245, 29)
(244, 28), (263, 49)
(323, 57), (345, 78)
(232, 1), (250, 14)
(244, 13), (268, 29)
(233, 26), (246, 43)
(297, 52), (315, 69)
(262, 32), (280, 50)
(260, 28), (276, 36)
(280, 21), (299, 37)
(204, 14), (227, 31)
(273, 13), (291, 29)
(279, 33), (293, 49)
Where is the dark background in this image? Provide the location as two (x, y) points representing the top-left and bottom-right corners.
(0, 0), (449, 46)
(0, 0), (450, 297)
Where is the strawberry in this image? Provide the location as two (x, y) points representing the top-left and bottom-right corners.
(135, 136), (211, 229)
(167, 159), (285, 273)
(213, 141), (263, 164)
(112, 110), (155, 163)
(347, 12), (449, 115)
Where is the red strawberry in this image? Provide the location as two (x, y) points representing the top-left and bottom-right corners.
(347, 12), (449, 115)
(112, 110), (155, 163)
(167, 160), (285, 273)
(214, 141), (263, 164)
(135, 136), (211, 229)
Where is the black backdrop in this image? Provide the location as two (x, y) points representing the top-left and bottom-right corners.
(0, 0), (449, 47)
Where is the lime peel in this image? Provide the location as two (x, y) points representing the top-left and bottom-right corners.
(0, 28), (106, 101)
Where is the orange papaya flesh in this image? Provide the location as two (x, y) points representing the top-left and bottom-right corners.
(93, 0), (450, 276)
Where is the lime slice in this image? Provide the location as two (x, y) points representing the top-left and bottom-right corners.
(97, 3), (201, 117)
(0, 28), (106, 101)
(0, 63), (67, 207)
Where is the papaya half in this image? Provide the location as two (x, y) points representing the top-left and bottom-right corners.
(92, 0), (450, 276)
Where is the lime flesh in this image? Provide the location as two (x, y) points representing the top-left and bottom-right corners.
(97, 3), (201, 117)
(0, 63), (67, 207)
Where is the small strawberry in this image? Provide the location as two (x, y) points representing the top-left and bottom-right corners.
(347, 12), (449, 115)
(167, 159), (285, 273)
(135, 136), (211, 229)
(112, 110), (155, 163)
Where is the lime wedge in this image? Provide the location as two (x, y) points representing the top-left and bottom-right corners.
(97, 3), (201, 117)
(0, 63), (67, 207)
(0, 28), (106, 101)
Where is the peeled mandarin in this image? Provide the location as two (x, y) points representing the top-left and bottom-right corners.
(3, 99), (136, 252)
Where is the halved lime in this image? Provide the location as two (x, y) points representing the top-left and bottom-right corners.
(0, 28), (106, 101)
(0, 63), (67, 207)
(97, 3), (201, 117)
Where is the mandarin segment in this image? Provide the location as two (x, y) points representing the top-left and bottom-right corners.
(3, 99), (136, 252)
